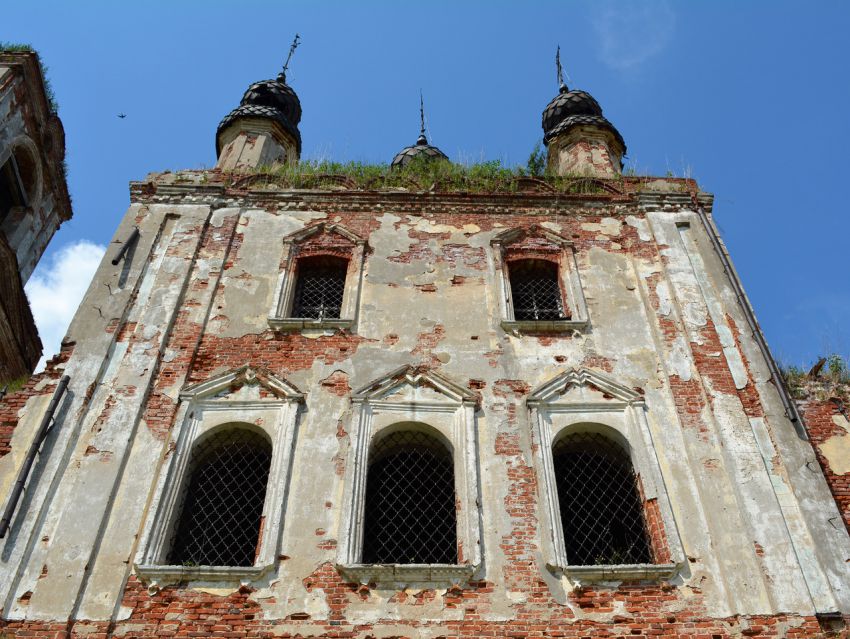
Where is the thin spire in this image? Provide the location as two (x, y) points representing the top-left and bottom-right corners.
(417, 90), (428, 145)
(556, 45), (568, 93)
(279, 33), (301, 82)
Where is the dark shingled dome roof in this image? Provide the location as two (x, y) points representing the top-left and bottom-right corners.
(541, 86), (626, 154)
(391, 133), (448, 169)
(216, 72), (302, 155)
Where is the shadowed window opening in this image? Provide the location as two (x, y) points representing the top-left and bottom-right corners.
(553, 432), (652, 565)
(168, 428), (271, 567)
(508, 259), (567, 321)
(291, 255), (347, 319)
(362, 430), (457, 564)
(0, 154), (28, 225)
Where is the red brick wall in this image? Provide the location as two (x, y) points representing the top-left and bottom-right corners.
(799, 396), (850, 534)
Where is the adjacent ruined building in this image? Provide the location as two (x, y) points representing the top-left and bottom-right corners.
(1, 50), (849, 639)
(0, 49), (72, 385)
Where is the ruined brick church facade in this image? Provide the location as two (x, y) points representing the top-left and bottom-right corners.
(1, 55), (849, 638)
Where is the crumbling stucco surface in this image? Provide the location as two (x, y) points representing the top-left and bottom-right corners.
(0, 173), (848, 638)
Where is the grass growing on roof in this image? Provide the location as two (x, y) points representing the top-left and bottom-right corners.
(242, 155), (621, 194)
(0, 42), (59, 113)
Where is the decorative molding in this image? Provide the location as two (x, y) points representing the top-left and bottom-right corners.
(135, 366), (303, 578)
(490, 224), (573, 249)
(491, 227), (589, 332)
(269, 222), (367, 332)
(267, 318), (353, 331)
(500, 319), (588, 334)
(134, 563), (273, 589)
(528, 367), (685, 578)
(528, 367), (643, 407)
(339, 366), (482, 573)
(336, 563), (475, 587)
(282, 221), (365, 246)
(179, 364), (303, 402)
(351, 364), (479, 406)
(547, 562), (680, 583)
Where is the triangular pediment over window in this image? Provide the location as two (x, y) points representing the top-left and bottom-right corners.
(352, 365), (478, 406)
(528, 367), (643, 407)
(179, 365), (303, 402)
(283, 222), (365, 246)
(490, 224), (572, 251)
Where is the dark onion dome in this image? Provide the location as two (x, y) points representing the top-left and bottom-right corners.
(541, 85), (626, 154)
(216, 71), (302, 155)
(546, 113), (626, 153)
(542, 88), (602, 135)
(391, 132), (448, 169)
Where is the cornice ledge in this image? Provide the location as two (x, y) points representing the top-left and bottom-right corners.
(134, 563), (273, 589)
(336, 563), (475, 587)
(547, 562), (679, 583)
(268, 317), (353, 332)
(501, 319), (588, 334)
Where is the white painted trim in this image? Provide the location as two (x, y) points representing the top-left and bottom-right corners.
(528, 367), (685, 578)
(338, 366), (482, 583)
(134, 563), (273, 590)
(268, 222), (367, 331)
(490, 226), (589, 332)
(336, 563), (475, 587)
(135, 367), (303, 585)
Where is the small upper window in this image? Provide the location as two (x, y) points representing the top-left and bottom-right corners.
(168, 428), (272, 567)
(508, 259), (569, 321)
(363, 429), (457, 565)
(291, 255), (348, 320)
(553, 431), (651, 565)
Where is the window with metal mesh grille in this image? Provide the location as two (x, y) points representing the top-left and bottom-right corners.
(508, 259), (569, 321)
(362, 429), (458, 565)
(167, 429), (272, 567)
(553, 432), (652, 565)
(291, 255), (347, 319)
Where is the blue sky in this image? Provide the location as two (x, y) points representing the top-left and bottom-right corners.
(5, 1), (849, 367)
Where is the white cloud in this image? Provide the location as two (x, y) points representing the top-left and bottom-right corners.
(25, 240), (106, 371)
(592, 0), (676, 70)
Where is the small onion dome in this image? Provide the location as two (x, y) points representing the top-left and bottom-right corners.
(541, 86), (625, 154)
(216, 72), (302, 155)
(391, 132), (448, 169)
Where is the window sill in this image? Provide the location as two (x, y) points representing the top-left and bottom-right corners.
(336, 563), (475, 587)
(135, 563), (273, 588)
(501, 319), (588, 333)
(547, 562), (679, 583)
(268, 317), (353, 331)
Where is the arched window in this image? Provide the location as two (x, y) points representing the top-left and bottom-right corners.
(508, 259), (568, 321)
(362, 429), (457, 564)
(553, 431), (651, 565)
(0, 151), (29, 225)
(168, 428), (272, 567)
(291, 255), (348, 320)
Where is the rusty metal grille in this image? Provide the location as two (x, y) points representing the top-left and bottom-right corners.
(553, 432), (652, 565)
(508, 259), (567, 321)
(291, 255), (347, 319)
(168, 429), (272, 567)
(362, 430), (458, 564)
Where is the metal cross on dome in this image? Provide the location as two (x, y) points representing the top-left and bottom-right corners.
(556, 45), (568, 93)
(280, 33), (301, 82)
(417, 90), (428, 144)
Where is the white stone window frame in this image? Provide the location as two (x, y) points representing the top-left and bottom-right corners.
(135, 365), (303, 589)
(528, 367), (684, 585)
(268, 222), (367, 331)
(337, 365), (482, 588)
(491, 226), (589, 334)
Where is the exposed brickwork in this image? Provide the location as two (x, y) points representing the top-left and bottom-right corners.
(800, 396), (850, 533)
(4, 178), (848, 637)
(0, 343), (72, 457)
